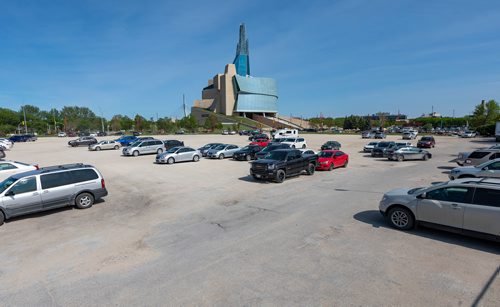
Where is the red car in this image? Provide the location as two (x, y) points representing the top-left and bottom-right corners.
(316, 150), (349, 171)
(250, 138), (269, 148)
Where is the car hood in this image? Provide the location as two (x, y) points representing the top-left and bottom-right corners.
(158, 152), (175, 158)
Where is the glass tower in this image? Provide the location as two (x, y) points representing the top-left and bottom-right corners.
(233, 23), (250, 76)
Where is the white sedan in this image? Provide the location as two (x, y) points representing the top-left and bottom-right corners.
(0, 138), (13, 150)
(281, 137), (307, 149)
(0, 160), (39, 181)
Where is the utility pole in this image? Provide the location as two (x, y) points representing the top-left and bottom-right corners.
(23, 106), (28, 134)
(98, 107), (105, 133)
(182, 94), (187, 118)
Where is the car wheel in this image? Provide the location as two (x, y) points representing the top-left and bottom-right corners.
(397, 155), (404, 162)
(423, 154), (429, 161)
(75, 192), (94, 209)
(193, 155), (200, 162)
(218, 154), (224, 160)
(167, 157), (175, 164)
(302, 144), (306, 149)
(328, 163), (333, 171)
(343, 160), (348, 168)
(133, 150), (139, 157)
(275, 169), (286, 183)
(245, 154), (251, 161)
(114, 145), (119, 150)
(157, 148), (163, 154)
(0, 211), (4, 226)
(306, 163), (315, 175)
(292, 145), (295, 148)
(96, 146), (101, 151)
(388, 207), (414, 230)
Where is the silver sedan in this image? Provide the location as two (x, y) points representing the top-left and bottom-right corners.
(155, 146), (201, 164)
(89, 140), (121, 151)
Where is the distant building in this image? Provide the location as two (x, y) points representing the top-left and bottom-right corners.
(192, 24), (278, 119)
(420, 112), (442, 118)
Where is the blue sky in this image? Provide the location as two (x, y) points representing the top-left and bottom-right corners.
(1, 0), (499, 119)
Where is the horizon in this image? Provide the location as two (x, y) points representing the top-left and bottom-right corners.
(1, 0), (499, 119)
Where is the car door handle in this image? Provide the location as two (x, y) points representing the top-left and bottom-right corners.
(32, 192), (39, 196)
(450, 203), (461, 209)
(42, 190), (49, 194)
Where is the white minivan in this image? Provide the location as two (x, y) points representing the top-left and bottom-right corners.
(273, 129), (298, 139)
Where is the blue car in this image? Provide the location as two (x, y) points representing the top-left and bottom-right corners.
(115, 135), (137, 146)
(9, 134), (37, 142)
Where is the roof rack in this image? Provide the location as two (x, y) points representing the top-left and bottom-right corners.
(39, 163), (89, 173)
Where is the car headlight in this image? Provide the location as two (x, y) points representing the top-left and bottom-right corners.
(267, 164), (276, 170)
(321, 161), (328, 164)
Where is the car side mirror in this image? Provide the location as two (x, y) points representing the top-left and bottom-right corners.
(5, 190), (15, 196)
(417, 193), (426, 199)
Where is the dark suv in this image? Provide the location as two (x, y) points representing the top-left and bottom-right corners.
(371, 141), (396, 157)
(417, 136), (436, 148)
(163, 140), (184, 150)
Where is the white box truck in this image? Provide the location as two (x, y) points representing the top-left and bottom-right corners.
(496, 121), (500, 142)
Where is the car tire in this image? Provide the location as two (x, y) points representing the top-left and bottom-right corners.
(218, 154), (224, 160)
(133, 150), (139, 157)
(114, 145), (119, 150)
(292, 145), (295, 148)
(306, 163), (315, 175)
(397, 155), (404, 162)
(75, 192), (94, 209)
(328, 163), (333, 171)
(275, 169), (286, 183)
(157, 148), (163, 154)
(302, 144), (306, 149)
(388, 207), (415, 230)
(96, 146), (101, 151)
(193, 155), (200, 162)
(0, 211), (4, 226)
(245, 154), (251, 161)
(343, 160), (348, 168)
(167, 157), (175, 164)
(423, 155), (429, 161)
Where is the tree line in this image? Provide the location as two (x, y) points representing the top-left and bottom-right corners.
(306, 100), (499, 133)
(0, 105), (199, 135)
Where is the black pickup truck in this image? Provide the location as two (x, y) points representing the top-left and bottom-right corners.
(250, 149), (318, 183)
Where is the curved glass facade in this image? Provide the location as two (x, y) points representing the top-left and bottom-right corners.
(234, 75), (278, 113)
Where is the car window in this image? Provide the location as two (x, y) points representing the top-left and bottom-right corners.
(41, 172), (73, 189)
(0, 163), (17, 171)
(469, 151), (490, 159)
(426, 187), (473, 203)
(334, 151), (344, 157)
(155, 141), (163, 145)
(228, 145), (237, 149)
(185, 148), (194, 152)
(488, 161), (500, 170)
(472, 188), (500, 207)
(9, 177), (37, 195)
(489, 153), (500, 160)
(71, 169), (99, 183)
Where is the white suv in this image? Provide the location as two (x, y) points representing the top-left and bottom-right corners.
(280, 137), (307, 149)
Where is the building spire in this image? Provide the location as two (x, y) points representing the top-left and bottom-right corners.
(233, 23), (250, 76)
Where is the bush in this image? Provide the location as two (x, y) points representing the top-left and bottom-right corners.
(475, 124), (496, 136)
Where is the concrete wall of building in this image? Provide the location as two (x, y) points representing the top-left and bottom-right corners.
(220, 64), (236, 116)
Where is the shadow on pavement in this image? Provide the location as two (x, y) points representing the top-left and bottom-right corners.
(353, 210), (500, 254)
(5, 199), (106, 224)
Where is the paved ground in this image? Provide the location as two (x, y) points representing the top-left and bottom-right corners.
(0, 134), (498, 306)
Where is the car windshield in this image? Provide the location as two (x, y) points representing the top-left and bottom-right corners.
(241, 146), (252, 150)
(265, 151), (288, 161)
(377, 142), (390, 148)
(319, 152), (334, 158)
(368, 142), (378, 145)
(262, 146), (278, 153)
(421, 137), (432, 141)
(201, 144), (214, 149)
(167, 147), (180, 153)
(214, 145), (226, 150)
(284, 138), (296, 142)
(0, 177), (17, 194)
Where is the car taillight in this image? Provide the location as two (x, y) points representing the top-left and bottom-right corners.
(101, 178), (106, 189)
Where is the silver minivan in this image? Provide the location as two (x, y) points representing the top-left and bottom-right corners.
(122, 139), (165, 156)
(379, 178), (500, 241)
(0, 164), (108, 225)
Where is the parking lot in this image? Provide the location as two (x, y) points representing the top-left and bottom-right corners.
(0, 134), (499, 305)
